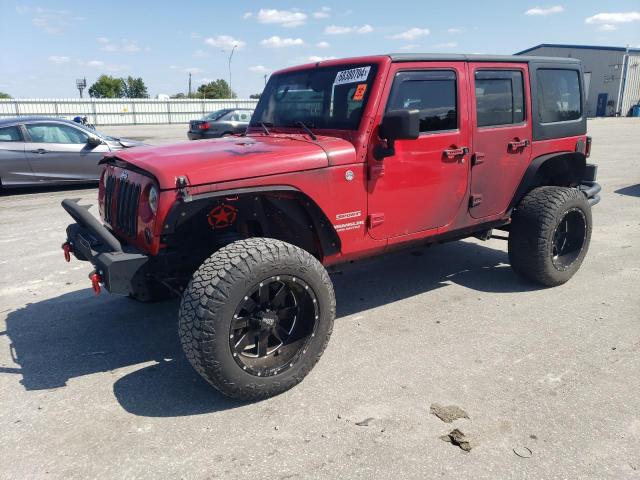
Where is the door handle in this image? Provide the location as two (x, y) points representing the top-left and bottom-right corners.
(31, 149), (47, 154)
(443, 147), (469, 159)
(508, 139), (529, 150)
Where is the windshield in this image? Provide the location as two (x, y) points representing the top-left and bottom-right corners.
(251, 64), (377, 131)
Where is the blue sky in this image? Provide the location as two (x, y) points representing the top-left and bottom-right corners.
(1, 0), (639, 98)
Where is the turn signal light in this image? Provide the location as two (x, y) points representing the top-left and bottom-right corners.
(199, 122), (210, 130)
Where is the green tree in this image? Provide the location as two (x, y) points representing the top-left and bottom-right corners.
(0, 92), (11, 99)
(196, 79), (235, 99)
(249, 93), (261, 99)
(122, 76), (149, 98)
(88, 75), (124, 98)
(171, 92), (186, 99)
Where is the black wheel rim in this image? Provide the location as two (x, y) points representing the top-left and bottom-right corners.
(551, 208), (587, 270)
(229, 275), (319, 377)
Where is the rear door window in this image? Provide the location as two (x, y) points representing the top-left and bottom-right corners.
(475, 70), (525, 127)
(537, 69), (581, 123)
(0, 126), (23, 141)
(387, 70), (457, 133)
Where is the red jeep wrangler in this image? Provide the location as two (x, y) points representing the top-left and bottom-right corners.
(62, 54), (600, 400)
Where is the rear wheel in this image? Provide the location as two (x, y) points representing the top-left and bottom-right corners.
(508, 186), (592, 286)
(178, 238), (335, 400)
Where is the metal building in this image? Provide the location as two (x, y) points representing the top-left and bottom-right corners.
(516, 44), (640, 117)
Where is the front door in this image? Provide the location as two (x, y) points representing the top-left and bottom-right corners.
(469, 64), (532, 219)
(367, 63), (470, 239)
(23, 122), (109, 183)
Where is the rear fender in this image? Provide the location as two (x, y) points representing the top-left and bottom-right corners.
(508, 151), (586, 212)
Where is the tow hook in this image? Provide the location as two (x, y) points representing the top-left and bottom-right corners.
(89, 271), (103, 295)
(62, 242), (73, 262)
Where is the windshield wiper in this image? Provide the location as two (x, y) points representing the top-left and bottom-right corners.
(260, 122), (271, 135)
(295, 121), (317, 141)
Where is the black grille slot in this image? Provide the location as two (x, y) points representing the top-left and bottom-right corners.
(104, 174), (140, 238)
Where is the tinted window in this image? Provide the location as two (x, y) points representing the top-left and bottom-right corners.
(26, 123), (89, 144)
(387, 70), (457, 133)
(0, 126), (23, 142)
(537, 69), (581, 123)
(475, 70), (525, 127)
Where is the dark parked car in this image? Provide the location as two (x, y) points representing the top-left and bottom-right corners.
(187, 108), (254, 140)
(0, 116), (145, 188)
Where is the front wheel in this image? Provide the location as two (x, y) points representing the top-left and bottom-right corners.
(508, 186), (592, 286)
(178, 238), (335, 400)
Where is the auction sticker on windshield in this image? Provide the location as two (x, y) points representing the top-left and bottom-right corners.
(334, 66), (371, 86)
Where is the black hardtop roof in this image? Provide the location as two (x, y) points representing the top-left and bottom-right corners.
(388, 53), (581, 64)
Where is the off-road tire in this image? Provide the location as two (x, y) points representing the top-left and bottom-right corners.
(178, 238), (335, 401)
(508, 186), (592, 286)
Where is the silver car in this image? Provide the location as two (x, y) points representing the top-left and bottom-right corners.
(0, 116), (145, 188)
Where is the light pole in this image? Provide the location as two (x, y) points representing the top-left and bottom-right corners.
(76, 77), (87, 98)
(226, 44), (238, 98)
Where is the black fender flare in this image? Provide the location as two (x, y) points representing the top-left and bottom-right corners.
(162, 185), (341, 258)
(508, 151), (586, 212)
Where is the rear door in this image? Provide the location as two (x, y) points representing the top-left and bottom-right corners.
(469, 63), (532, 218)
(24, 122), (109, 183)
(0, 124), (35, 186)
(367, 62), (470, 239)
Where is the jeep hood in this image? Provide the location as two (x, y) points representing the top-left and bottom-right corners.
(107, 134), (355, 189)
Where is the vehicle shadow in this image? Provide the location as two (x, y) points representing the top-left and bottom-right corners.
(3, 239), (538, 417)
(614, 184), (640, 198)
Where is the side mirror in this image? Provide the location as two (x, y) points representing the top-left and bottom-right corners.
(375, 109), (420, 160)
(87, 136), (102, 146)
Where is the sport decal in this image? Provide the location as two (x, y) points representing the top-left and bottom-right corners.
(334, 66), (371, 86)
(336, 210), (361, 220)
(352, 83), (367, 101)
(207, 204), (238, 229)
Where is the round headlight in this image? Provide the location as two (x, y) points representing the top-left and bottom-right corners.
(148, 185), (159, 214)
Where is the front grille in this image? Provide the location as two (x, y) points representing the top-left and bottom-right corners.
(104, 174), (140, 238)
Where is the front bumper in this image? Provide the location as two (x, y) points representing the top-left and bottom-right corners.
(62, 199), (148, 295)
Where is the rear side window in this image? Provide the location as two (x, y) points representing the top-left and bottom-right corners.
(537, 69), (581, 123)
(475, 70), (525, 127)
(387, 70), (457, 133)
(0, 126), (23, 142)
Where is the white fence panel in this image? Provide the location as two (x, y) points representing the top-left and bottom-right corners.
(0, 98), (259, 125)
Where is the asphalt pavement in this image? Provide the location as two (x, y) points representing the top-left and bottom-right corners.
(1, 119), (639, 479)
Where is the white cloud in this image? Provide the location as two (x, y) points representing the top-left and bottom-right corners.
(249, 65), (270, 73)
(398, 44), (418, 51)
(97, 38), (144, 53)
(193, 49), (208, 58)
(597, 23), (617, 31)
(243, 12), (252, 19)
(170, 66), (203, 74)
(433, 41), (458, 49)
(585, 12), (640, 24)
(261, 36), (305, 48)
(313, 7), (331, 19)
(316, 41), (331, 48)
(86, 60), (104, 68)
(447, 27), (463, 34)
(204, 35), (246, 50)
(190, 32), (201, 39)
(97, 36), (109, 44)
(48, 55), (70, 64)
(388, 27), (430, 40)
(307, 55), (337, 62)
(83, 60), (127, 72)
(23, 7), (84, 34)
(525, 5), (564, 16)
(122, 41), (141, 53)
(324, 24), (373, 34)
(256, 9), (307, 27)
